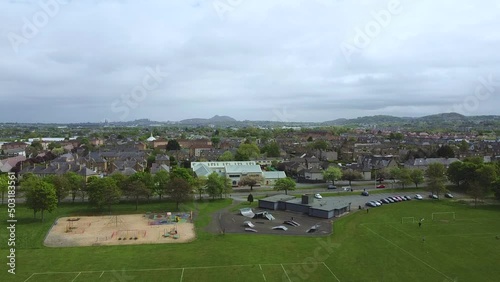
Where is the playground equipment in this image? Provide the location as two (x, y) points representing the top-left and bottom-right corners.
(148, 212), (191, 226)
(162, 226), (180, 239)
(65, 220), (90, 233)
(112, 230), (146, 241)
(106, 216), (125, 227)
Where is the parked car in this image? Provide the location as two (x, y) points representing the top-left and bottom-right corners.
(366, 201), (377, 207)
(374, 201), (382, 206)
(327, 184), (337, 190)
(381, 198), (390, 204)
(314, 193), (323, 199)
(429, 194), (438, 199)
(403, 195), (412, 201)
(361, 191), (369, 196)
(386, 197), (395, 203)
(376, 184), (386, 189)
(445, 193), (453, 198)
(414, 194), (423, 200)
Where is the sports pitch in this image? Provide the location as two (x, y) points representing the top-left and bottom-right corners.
(2, 199), (500, 281)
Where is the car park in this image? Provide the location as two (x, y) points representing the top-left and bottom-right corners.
(445, 193), (453, 198)
(414, 194), (423, 200)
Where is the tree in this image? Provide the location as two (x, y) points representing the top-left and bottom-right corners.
(410, 169), (424, 188)
(167, 177), (192, 210)
(128, 172), (154, 200)
(235, 143), (260, 161)
(239, 175), (263, 191)
(205, 172), (229, 199)
(193, 176), (207, 199)
(425, 163), (447, 197)
(43, 175), (69, 204)
(22, 176), (57, 221)
(48, 142), (61, 150)
(218, 151), (234, 161)
(323, 166), (342, 185)
(87, 177), (122, 212)
(63, 172), (85, 203)
(261, 142), (280, 157)
(211, 136), (220, 148)
(341, 169), (362, 186)
(247, 193), (254, 204)
(435, 145), (455, 158)
(273, 177), (296, 195)
(170, 167), (194, 185)
(0, 173), (9, 205)
(467, 164), (498, 207)
(310, 140), (329, 159)
(153, 170), (169, 200)
(166, 139), (181, 151)
(447, 161), (466, 187)
(459, 140), (469, 153)
(123, 179), (151, 210)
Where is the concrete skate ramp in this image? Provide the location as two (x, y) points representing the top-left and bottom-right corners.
(240, 208), (255, 218)
(243, 221), (255, 228)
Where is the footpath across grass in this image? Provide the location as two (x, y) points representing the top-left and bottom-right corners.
(1, 198), (500, 281)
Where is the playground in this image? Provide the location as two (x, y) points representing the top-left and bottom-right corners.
(44, 213), (195, 247)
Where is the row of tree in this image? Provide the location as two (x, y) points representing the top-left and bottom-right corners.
(13, 167), (235, 221)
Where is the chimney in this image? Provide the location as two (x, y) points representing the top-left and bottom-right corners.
(301, 194), (314, 205)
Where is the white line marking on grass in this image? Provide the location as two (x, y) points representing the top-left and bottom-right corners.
(180, 268), (184, 282)
(99, 271), (104, 278)
(259, 264), (267, 282)
(363, 225), (453, 281)
(71, 272), (81, 282)
(281, 264), (291, 282)
(322, 262), (340, 282)
(24, 273), (35, 282)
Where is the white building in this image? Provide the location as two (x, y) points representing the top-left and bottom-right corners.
(191, 161), (264, 186)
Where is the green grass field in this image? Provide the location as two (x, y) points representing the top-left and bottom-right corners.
(1, 199), (500, 281)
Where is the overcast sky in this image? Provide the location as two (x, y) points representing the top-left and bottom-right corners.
(1, 0), (500, 123)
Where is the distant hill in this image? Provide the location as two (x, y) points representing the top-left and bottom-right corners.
(179, 115), (237, 125)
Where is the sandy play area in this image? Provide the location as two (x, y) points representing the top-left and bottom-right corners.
(44, 213), (195, 247)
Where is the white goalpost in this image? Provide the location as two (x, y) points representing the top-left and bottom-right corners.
(401, 217), (415, 224)
(431, 212), (456, 221)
